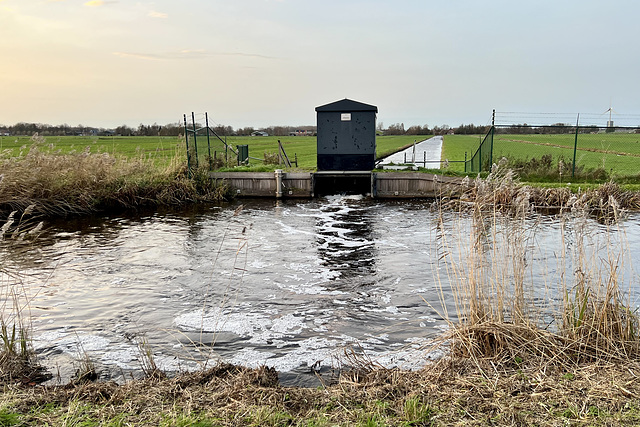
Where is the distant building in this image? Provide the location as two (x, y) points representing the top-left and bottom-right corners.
(251, 131), (269, 137)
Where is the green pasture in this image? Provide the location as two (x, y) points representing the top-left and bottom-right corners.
(492, 133), (640, 176)
(0, 134), (426, 171)
(4, 132), (637, 178)
(202, 134), (424, 169)
(0, 134), (183, 165)
(441, 135), (483, 172)
(443, 133), (640, 177)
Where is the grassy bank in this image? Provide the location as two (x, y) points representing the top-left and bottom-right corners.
(1, 360), (640, 426)
(0, 137), (227, 218)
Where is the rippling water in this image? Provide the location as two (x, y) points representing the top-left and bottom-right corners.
(2, 196), (640, 386)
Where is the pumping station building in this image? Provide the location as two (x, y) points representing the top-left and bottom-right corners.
(208, 98), (464, 198)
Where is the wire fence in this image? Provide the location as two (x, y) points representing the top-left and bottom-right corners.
(465, 111), (640, 178)
(183, 112), (238, 176)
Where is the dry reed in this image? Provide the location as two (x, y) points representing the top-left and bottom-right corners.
(435, 160), (640, 371)
(0, 141), (228, 219)
(0, 210), (49, 386)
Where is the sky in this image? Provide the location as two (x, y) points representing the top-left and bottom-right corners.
(1, 0), (639, 129)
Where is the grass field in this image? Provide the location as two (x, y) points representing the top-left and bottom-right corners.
(0, 134), (183, 166)
(444, 132), (640, 178)
(492, 133), (640, 177)
(4, 132), (639, 179)
(0, 134), (426, 170)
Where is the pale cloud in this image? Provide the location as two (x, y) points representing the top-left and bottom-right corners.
(84, 0), (117, 6)
(148, 10), (167, 19)
(112, 49), (277, 61)
(112, 51), (160, 61)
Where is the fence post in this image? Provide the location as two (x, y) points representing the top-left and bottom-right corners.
(183, 114), (191, 178)
(572, 113), (580, 178)
(489, 125), (494, 171)
(191, 112), (199, 169)
(478, 139), (482, 172)
(205, 112), (212, 170)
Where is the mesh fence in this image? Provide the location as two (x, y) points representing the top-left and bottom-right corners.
(184, 114), (237, 174)
(465, 127), (494, 173)
(465, 112), (640, 178)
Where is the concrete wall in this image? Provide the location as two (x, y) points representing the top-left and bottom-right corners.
(209, 171), (466, 199)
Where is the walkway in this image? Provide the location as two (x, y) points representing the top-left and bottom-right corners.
(378, 136), (443, 168)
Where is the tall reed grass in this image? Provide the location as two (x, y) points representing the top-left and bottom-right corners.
(0, 209), (49, 384)
(436, 161), (640, 368)
(0, 138), (227, 219)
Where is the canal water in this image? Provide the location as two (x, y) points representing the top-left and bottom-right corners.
(2, 196), (639, 386)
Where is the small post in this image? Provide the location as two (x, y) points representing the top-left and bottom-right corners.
(183, 114), (191, 178)
(412, 140), (416, 163)
(423, 151), (426, 167)
(275, 169), (284, 198)
(572, 113), (580, 178)
(205, 112), (212, 169)
(191, 112), (199, 168)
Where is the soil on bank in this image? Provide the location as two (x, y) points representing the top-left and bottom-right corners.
(2, 360), (640, 426)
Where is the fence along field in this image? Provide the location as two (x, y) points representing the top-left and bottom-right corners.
(0, 132), (423, 172)
(463, 111), (640, 179)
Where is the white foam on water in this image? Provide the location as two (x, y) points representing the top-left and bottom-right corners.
(33, 330), (110, 354)
(275, 280), (346, 296)
(228, 348), (277, 369)
(101, 348), (138, 369)
(270, 314), (306, 335)
(174, 309), (308, 343)
(248, 260), (272, 269)
(174, 308), (271, 337)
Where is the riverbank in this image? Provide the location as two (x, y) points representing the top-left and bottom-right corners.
(2, 359), (640, 425)
(0, 142), (227, 218)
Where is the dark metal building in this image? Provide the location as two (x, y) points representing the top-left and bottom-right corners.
(315, 99), (377, 171)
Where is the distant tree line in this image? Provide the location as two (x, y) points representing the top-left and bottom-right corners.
(1, 121), (494, 137)
(0, 122), (320, 137)
(379, 122), (489, 136)
(494, 123), (606, 134)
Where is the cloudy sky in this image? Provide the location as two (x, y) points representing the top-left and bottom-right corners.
(1, 0), (639, 129)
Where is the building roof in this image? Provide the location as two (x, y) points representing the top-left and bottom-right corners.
(315, 98), (378, 113)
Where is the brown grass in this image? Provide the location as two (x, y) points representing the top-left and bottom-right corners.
(462, 158), (640, 216)
(435, 160), (640, 372)
(1, 360), (639, 425)
(0, 141), (228, 218)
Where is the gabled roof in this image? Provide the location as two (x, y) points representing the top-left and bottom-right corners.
(315, 98), (378, 113)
